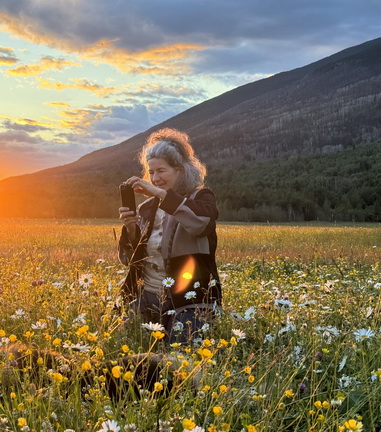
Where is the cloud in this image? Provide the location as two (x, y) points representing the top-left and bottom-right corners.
(7, 56), (81, 76)
(0, 45), (18, 64)
(3, 118), (53, 132)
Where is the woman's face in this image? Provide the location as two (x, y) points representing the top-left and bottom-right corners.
(148, 158), (182, 191)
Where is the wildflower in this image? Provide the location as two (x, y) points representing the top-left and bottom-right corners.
(76, 324), (89, 336)
(31, 320), (47, 330)
(247, 426), (257, 432)
(224, 370), (231, 378)
(353, 328), (375, 341)
(208, 279), (217, 287)
(166, 309), (176, 315)
(193, 281), (201, 289)
(186, 427), (205, 432)
(17, 418), (27, 427)
(264, 333), (275, 343)
(343, 419), (363, 431)
(121, 344), (129, 353)
(123, 371), (133, 382)
(81, 361), (92, 372)
(232, 328), (246, 340)
(173, 321), (184, 332)
(63, 342), (91, 353)
(52, 338), (62, 346)
(322, 400), (331, 408)
(182, 419), (196, 430)
(142, 322), (165, 332)
(201, 323), (210, 333)
(244, 306), (256, 320)
(314, 401), (322, 409)
(154, 382), (164, 392)
(219, 384), (228, 393)
(112, 366), (122, 378)
(9, 334), (17, 342)
(198, 348), (213, 360)
(97, 419), (120, 432)
(248, 375), (255, 383)
(152, 331), (165, 339)
(243, 366), (252, 374)
(50, 372), (65, 383)
(274, 299), (293, 310)
(78, 273), (93, 288)
(284, 389), (294, 398)
(213, 406), (223, 416)
(185, 291), (197, 300)
(162, 277), (175, 287)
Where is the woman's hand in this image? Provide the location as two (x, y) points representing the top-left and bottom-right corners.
(126, 176), (166, 200)
(119, 207), (138, 241)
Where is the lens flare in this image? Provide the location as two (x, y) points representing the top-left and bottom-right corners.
(174, 256), (196, 293)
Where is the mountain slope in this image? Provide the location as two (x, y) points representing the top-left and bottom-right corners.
(1, 37), (381, 221)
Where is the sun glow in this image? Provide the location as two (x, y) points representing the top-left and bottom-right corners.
(175, 256), (196, 293)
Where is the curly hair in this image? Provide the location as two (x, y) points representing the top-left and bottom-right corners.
(139, 128), (206, 195)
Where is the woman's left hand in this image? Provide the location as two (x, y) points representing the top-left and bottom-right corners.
(127, 176), (166, 199)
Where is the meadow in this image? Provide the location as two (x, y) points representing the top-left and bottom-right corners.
(0, 219), (381, 432)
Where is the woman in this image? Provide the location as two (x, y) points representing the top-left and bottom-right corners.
(118, 128), (221, 343)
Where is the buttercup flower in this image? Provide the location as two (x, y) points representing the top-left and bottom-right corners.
(343, 419), (363, 431)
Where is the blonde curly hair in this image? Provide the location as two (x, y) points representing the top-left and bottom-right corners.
(139, 128), (207, 195)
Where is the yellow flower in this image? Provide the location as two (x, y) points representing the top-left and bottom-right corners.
(17, 418), (27, 427)
(203, 339), (212, 347)
(52, 338), (61, 346)
(284, 389), (294, 398)
(230, 336), (237, 346)
(243, 366), (252, 374)
(50, 372), (64, 383)
(208, 425), (217, 432)
(87, 332), (97, 342)
(221, 424), (230, 431)
(224, 370), (232, 378)
(322, 400), (331, 409)
(197, 348), (213, 360)
(219, 384), (228, 393)
(95, 347), (104, 359)
(121, 344), (129, 353)
(314, 400), (323, 409)
(338, 426), (345, 432)
(76, 325), (89, 336)
(317, 414), (325, 421)
(154, 382), (163, 392)
(37, 357), (44, 365)
(81, 361), (92, 372)
(111, 365), (122, 378)
(10, 392), (16, 399)
(123, 371), (134, 382)
(213, 406), (223, 416)
(152, 331), (165, 339)
(343, 419), (363, 431)
(9, 334), (17, 342)
(182, 419), (196, 430)
(0, 330), (5, 337)
(218, 339), (229, 347)
(247, 426), (257, 432)
(202, 385), (211, 391)
(248, 375), (255, 383)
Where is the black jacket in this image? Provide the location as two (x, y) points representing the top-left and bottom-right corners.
(118, 188), (221, 310)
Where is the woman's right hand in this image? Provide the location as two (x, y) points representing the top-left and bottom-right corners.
(119, 207), (138, 240)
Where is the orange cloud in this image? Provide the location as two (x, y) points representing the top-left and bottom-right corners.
(46, 102), (71, 107)
(0, 45), (18, 65)
(37, 77), (128, 97)
(7, 57), (81, 76)
(58, 108), (105, 130)
(0, 13), (203, 76)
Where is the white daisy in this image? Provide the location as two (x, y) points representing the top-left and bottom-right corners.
(97, 420), (120, 432)
(193, 281), (201, 289)
(232, 328), (246, 340)
(141, 322), (165, 332)
(172, 321), (184, 332)
(162, 277), (175, 287)
(274, 299), (293, 310)
(78, 273), (93, 288)
(244, 306), (256, 320)
(353, 328), (375, 342)
(208, 279), (217, 287)
(63, 342), (91, 353)
(185, 290), (197, 300)
(166, 309), (176, 315)
(201, 323), (210, 333)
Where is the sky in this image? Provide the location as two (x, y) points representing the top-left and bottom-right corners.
(0, 0), (380, 180)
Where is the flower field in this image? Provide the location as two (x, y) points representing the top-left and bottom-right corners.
(0, 219), (381, 432)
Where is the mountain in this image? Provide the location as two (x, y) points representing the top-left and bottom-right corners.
(1, 37), (381, 221)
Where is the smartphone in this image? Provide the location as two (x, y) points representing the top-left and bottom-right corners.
(119, 184), (136, 215)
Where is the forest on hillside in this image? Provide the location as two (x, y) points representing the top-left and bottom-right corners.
(208, 140), (381, 222)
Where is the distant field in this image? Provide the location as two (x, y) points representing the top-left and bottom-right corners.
(1, 219), (381, 431)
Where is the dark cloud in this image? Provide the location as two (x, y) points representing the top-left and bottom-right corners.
(3, 119), (51, 132)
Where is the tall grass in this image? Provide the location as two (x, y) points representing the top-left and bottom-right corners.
(0, 219), (380, 432)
